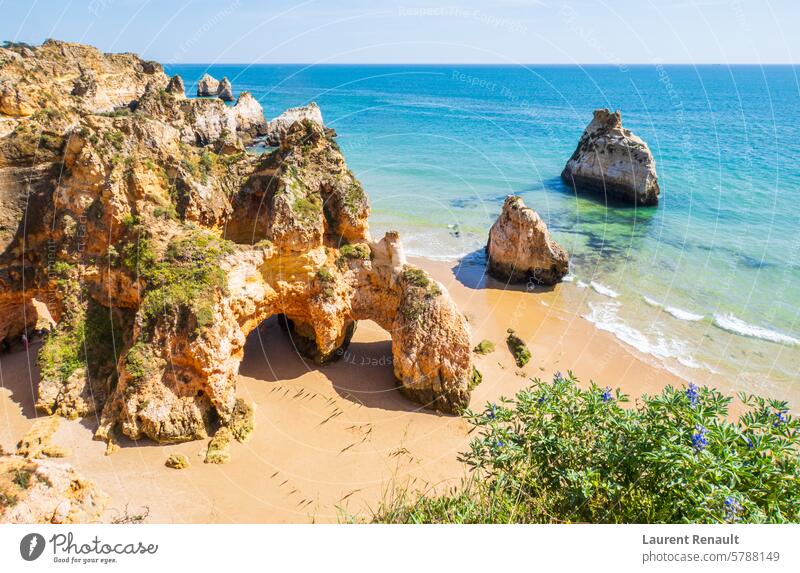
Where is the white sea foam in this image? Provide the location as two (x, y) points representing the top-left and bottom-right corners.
(713, 313), (799, 346)
(582, 301), (702, 370)
(590, 281), (620, 298)
(677, 355), (703, 369)
(643, 295), (662, 308)
(562, 274), (575, 282)
(576, 280), (588, 288)
(664, 306), (705, 322)
(642, 296), (704, 322)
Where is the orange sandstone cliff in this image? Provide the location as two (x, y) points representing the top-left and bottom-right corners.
(0, 40), (477, 447)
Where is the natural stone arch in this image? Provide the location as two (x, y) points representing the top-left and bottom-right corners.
(95, 232), (473, 444)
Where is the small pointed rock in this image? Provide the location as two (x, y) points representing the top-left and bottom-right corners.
(217, 77), (233, 101)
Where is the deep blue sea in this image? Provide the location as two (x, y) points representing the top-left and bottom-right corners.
(167, 63), (800, 397)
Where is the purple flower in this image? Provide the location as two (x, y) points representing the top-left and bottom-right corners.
(486, 404), (497, 420)
(685, 383), (699, 407)
(773, 410), (788, 427)
(692, 425), (709, 452)
(554, 371), (563, 382)
(601, 387), (613, 403)
(745, 436), (754, 449)
(724, 496), (742, 521)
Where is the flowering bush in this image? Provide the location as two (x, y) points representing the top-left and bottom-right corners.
(374, 373), (799, 523)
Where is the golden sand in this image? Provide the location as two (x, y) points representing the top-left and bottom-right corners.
(0, 257), (734, 523)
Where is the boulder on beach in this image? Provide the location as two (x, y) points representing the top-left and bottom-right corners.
(217, 77), (233, 101)
(263, 102), (324, 145)
(561, 109), (660, 206)
(0, 454), (108, 523)
(486, 195), (569, 286)
(196, 72), (219, 97)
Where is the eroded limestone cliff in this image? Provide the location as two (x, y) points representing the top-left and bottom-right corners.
(0, 40), (475, 446)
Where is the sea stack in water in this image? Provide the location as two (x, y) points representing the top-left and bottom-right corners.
(487, 196), (569, 285)
(561, 109), (660, 206)
(217, 77), (233, 101)
(197, 73), (219, 96)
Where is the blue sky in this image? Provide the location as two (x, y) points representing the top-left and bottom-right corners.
(1, 0), (798, 64)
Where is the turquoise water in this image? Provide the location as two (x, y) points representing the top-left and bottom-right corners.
(167, 63), (800, 396)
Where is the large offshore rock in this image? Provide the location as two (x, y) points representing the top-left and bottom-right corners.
(487, 195), (569, 285)
(562, 109), (660, 205)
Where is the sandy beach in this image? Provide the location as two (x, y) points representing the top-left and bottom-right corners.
(0, 255), (744, 523)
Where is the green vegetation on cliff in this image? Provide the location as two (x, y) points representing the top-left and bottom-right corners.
(401, 266), (441, 296)
(138, 228), (234, 335)
(372, 374), (800, 524)
(337, 242), (370, 264)
(39, 267), (122, 386)
(124, 340), (159, 385)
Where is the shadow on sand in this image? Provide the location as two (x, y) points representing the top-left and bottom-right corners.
(0, 343), (41, 420)
(239, 316), (445, 416)
(1, 318), (447, 451)
(448, 248), (556, 295)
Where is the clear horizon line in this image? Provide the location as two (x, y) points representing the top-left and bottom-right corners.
(163, 61), (799, 66)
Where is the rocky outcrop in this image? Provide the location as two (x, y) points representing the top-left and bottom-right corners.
(166, 74), (185, 97)
(217, 77), (233, 101)
(1, 418), (107, 523)
(0, 39), (167, 117)
(264, 102), (324, 146)
(197, 73), (233, 101)
(230, 92), (267, 139)
(0, 41), (475, 446)
(135, 81), (263, 147)
(0, 455), (108, 523)
(197, 73), (219, 97)
(486, 196), (569, 285)
(561, 109), (660, 206)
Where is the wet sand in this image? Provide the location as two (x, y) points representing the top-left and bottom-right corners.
(0, 256), (726, 523)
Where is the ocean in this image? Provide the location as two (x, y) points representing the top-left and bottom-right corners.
(166, 63), (800, 398)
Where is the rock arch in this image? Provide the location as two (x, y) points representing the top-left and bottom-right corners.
(96, 232), (473, 443)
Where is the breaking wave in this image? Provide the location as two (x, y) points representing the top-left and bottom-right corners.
(582, 301), (702, 369)
(713, 313), (799, 346)
(589, 281), (620, 298)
